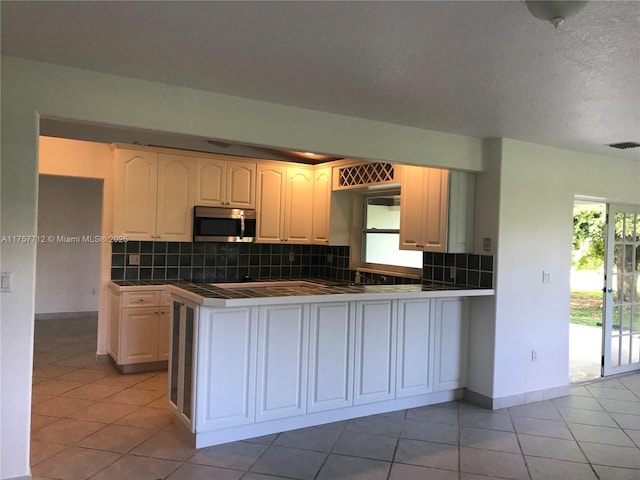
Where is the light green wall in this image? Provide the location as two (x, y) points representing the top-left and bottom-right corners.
(0, 55), (483, 479)
(2, 55), (639, 478)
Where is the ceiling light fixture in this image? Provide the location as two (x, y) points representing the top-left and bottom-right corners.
(525, 1), (589, 28)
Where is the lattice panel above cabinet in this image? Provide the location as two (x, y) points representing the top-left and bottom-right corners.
(334, 162), (396, 190)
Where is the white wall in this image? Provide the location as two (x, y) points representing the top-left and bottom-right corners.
(487, 139), (640, 402)
(35, 176), (102, 314)
(38, 136), (114, 355)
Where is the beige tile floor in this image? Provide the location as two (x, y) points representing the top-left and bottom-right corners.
(31, 317), (640, 480)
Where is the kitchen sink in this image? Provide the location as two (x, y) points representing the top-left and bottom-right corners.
(210, 280), (327, 290)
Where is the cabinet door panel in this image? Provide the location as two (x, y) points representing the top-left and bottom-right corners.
(284, 167), (313, 244)
(397, 299), (433, 397)
(121, 308), (159, 364)
(197, 307), (256, 430)
(157, 309), (171, 361)
(308, 302), (353, 412)
(227, 161), (256, 208)
(195, 158), (226, 206)
(256, 165), (286, 243)
(399, 165), (425, 250)
(108, 290), (120, 360)
(114, 150), (158, 240)
(434, 298), (469, 390)
(354, 301), (396, 404)
(422, 168), (448, 252)
(311, 167), (331, 244)
(156, 154), (195, 241)
(256, 304), (308, 421)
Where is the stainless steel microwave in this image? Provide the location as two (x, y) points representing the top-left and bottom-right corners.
(193, 206), (256, 242)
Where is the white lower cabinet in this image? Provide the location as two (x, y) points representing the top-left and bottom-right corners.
(256, 304), (309, 421)
(433, 297), (469, 390)
(396, 299), (433, 397)
(108, 285), (170, 372)
(169, 298), (198, 432)
(308, 302), (354, 413)
(177, 294), (471, 448)
(354, 300), (397, 405)
(196, 307), (257, 430)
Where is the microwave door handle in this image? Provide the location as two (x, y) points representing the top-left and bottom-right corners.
(240, 213), (245, 239)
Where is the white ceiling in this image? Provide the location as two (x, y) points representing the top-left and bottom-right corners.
(2, 1), (639, 160)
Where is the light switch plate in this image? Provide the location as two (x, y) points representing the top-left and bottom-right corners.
(128, 254), (140, 266)
(1, 272), (11, 292)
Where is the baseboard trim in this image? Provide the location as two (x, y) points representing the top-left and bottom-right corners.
(35, 311), (98, 321)
(108, 355), (168, 374)
(464, 384), (571, 410)
(96, 354), (111, 364)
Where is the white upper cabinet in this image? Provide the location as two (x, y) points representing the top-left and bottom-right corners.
(195, 156), (256, 208)
(399, 165), (474, 253)
(311, 167), (331, 244)
(113, 148), (195, 241)
(256, 164), (287, 243)
(113, 149), (159, 240)
(256, 163), (313, 244)
(156, 154), (196, 242)
(283, 166), (314, 243)
(311, 166), (351, 245)
(399, 165), (449, 252)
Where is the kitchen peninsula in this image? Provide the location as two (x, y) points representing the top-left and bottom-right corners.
(167, 280), (494, 448)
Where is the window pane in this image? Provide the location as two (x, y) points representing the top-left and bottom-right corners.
(364, 233), (422, 268)
(366, 197), (400, 229)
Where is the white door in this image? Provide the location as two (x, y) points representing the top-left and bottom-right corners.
(256, 304), (308, 421)
(196, 307), (256, 430)
(354, 300), (396, 405)
(308, 302), (354, 412)
(396, 299), (433, 397)
(433, 297), (468, 390)
(603, 204), (640, 376)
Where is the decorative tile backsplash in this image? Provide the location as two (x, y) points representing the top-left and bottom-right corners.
(112, 241), (494, 288)
(423, 252), (494, 289)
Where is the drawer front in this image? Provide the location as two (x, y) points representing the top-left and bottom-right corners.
(121, 291), (159, 308)
(159, 290), (171, 306)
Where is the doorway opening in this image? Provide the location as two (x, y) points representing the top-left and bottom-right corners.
(570, 201), (605, 383)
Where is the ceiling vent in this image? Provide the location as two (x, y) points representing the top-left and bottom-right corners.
(608, 142), (640, 150)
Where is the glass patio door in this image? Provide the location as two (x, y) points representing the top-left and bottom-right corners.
(602, 204), (640, 376)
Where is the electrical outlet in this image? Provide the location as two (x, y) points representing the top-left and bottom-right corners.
(288, 251), (295, 262)
(531, 349), (537, 362)
(450, 267), (456, 279)
(327, 253), (333, 263)
(483, 237), (492, 251)
(128, 254), (140, 266)
(542, 271), (551, 283)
